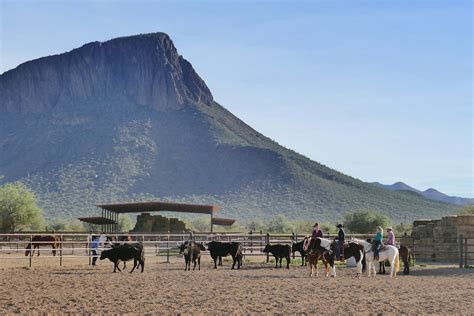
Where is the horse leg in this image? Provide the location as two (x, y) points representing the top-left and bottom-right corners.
(213, 256), (217, 269)
(368, 261), (372, 277)
(198, 257), (201, 270)
(286, 256), (290, 269)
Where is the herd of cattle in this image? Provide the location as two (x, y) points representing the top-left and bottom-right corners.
(100, 238), (321, 273)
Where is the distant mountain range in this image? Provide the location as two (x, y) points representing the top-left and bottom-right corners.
(0, 32), (458, 223)
(371, 182), (473, 206)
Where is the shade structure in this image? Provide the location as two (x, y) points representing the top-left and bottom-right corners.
(97, 201), (221, 215)
(211, 217), (236, 226)
(78, 217), (117, 225)
(93, 201), (234, 233)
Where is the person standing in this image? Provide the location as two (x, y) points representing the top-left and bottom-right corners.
(373, 226), (384, 260)
(386, 227), (395, 246)
(312, 223), (323, 238)
(335, 224), (345, 260)
(91, 235), (100, 266)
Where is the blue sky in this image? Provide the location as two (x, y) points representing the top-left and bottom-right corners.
(1, 0), (472, 197)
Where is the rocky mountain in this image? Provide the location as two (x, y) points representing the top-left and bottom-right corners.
(371, 182), (473, 206)
(0, 32), (458, 223)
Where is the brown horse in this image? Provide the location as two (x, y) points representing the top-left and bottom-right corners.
(379, 245), (411, 275)
(25, 235), (60, 256)
(303, 237), (335, 277)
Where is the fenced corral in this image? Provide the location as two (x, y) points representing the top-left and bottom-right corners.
(0, 232), (472, 268)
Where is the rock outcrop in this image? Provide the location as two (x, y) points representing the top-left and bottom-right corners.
(0, 33), (213, 113)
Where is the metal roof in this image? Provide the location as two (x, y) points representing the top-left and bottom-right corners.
(78, 217), (117, 225)
(97, 201), (221, 215)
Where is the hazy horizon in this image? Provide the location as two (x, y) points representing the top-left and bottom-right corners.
(1, 0), (472, 198)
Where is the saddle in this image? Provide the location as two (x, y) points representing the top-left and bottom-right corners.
(371, 242), (385, 253)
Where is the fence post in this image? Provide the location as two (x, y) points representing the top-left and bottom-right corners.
(411, 237), (416, 266)
(459, 235), (464, 268)
(166, 234), (170, 263)
(59, 235), (63, 267)
(464, 237), (468, 268)
(88, 234), (91, 266)
(292, 233), (295, 259)
(29, 235), (32, 268)
(266, 233), (270, 263)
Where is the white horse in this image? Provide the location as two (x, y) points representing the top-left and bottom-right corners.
(353, 238), (399, 277)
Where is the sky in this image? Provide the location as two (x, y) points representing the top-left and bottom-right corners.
(1, 0), (472, 197)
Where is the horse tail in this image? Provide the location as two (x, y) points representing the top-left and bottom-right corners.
(395, 251), (400, 273)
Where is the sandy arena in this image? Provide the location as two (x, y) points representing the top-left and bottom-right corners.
(0, 256), (473, 315)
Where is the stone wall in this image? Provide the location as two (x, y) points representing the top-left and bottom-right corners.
(411, 215), (474, 264)
(132, 213), (187, 233)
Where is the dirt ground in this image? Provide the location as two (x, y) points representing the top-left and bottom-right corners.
(0, 256), (473, 315)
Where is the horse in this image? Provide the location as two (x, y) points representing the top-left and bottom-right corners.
(379, 245), (411, 275)
(25, 235), (60, 256)
(329, 241), (366, 276)
(303, 237), (335, 277)
(353, 238), (399, 277)
(291, 237), (308, 266)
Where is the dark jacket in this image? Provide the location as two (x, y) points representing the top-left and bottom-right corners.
(337, 228), (345, 241)
(312, 229), (323, 238)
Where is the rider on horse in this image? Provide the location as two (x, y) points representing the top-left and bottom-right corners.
(335, 224), (345, 261)
(373, 226), (383, 260)
(385, 227), (395, 246)
(312, 223), (323, 238)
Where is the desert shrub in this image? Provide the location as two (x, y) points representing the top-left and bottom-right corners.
(457, 205), (474, 215)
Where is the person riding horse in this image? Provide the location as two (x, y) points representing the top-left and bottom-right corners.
(312, 223), (323, 238)
(373, 226), (384, 260)
(335, 224), (345, 261)
(385, 227), (395, 246)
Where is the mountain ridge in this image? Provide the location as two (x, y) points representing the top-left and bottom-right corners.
(371, 182), (473, 206)
(0, 32), (457, 223)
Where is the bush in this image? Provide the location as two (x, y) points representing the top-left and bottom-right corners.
(457, 205), (474, 215)
(268, 214), (293, 233)
(0, 182), (45, 232)
(343, 209), (390, 234)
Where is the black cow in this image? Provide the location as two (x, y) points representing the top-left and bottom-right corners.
(291, 238), (308, 266)
(207, 241), (243, 269)
(263, 244), (291, 269)
(179, 241), (206, 271)
(100, 243), (145, 273)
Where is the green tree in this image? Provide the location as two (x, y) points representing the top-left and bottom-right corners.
(246, 219), (267, 232)
(48, 219), (69, 231)
(190, 216), (211, 232)
(268, 214), (293, 233)
(118, 215), (134, 232)
(343, 209), (391, 234)
(0, 182), (45, 232)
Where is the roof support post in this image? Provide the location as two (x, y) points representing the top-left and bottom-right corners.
(211, 213), (214, 233)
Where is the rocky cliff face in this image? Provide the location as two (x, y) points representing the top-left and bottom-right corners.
(0, 33), (213, 113)
(0, 32), (456, 222)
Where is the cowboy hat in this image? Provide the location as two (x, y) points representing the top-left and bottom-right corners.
(336, 224), (344, 228)
(386, 227), (393, 230)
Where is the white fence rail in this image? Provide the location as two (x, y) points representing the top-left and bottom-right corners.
(0, 232), (374, 267)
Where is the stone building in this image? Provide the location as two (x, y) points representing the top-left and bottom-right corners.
(409, 215), (474, 264)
